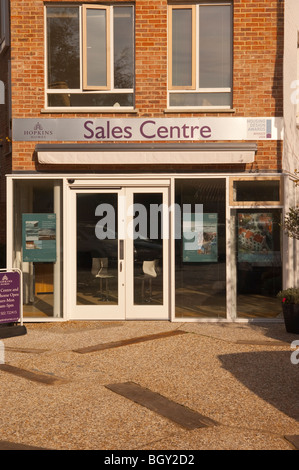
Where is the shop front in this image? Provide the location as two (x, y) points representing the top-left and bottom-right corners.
(7, 115), (284, 321)
(6, 171), (284, 322)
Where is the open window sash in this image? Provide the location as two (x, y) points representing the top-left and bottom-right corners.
(82, 5), (110, 90)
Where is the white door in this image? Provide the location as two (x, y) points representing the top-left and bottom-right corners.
(69, 185), (169, 320)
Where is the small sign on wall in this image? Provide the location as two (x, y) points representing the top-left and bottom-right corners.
(22, 214), (56, 263)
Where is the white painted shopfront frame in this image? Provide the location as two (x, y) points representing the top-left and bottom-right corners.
(6, 173), (286, 323)
(67, 183), (170, 320)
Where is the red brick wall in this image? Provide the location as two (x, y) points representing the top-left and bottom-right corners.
(9, 0), (284, 172)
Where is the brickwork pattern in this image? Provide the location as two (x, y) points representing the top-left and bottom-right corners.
(7, 0), (284, 173)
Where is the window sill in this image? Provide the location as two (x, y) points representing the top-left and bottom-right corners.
(41, 108), (139, 114)
(164, 108), (236, 114)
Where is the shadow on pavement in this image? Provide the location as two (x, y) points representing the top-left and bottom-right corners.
(0, 440), (50, 450)
(219, 349), (299, 422)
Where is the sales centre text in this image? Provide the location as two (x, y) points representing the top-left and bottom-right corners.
(83, 120), (212, 140)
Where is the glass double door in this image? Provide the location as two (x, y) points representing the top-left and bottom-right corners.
(71, 186), (169, 320)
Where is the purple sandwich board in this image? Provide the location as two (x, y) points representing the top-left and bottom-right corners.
(0, 269), (26, 338)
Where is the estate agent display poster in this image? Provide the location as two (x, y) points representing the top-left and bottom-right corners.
(237, 212), (279, 265)
(0, 271), (21, 324)
(22, 213), (56, 262)
(183, 213), (218, 262)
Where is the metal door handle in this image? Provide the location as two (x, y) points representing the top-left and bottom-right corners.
(119, 240), (124, 260)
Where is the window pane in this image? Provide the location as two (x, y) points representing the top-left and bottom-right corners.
(47, 7), (80, 89)
(233, 180), (281, 202)
(13, 180), (63, 319)
(86, 9), (107, 88)
(236, 210), (282, 319)
(169, 92), (231, 107)
(175, 179), (226, 319)
(172, 9), (193, 87)
(133, 193), (163, 306)
(199, 5), (232, 88)
(47, 93), (133, 108)
(77, 194), (118, 306)
(114, 7), (134, 89)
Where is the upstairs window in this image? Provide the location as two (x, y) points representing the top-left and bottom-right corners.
(168, 2), (233, 109)
(46, 4), (134, 110)
(0, 0), (10, 53)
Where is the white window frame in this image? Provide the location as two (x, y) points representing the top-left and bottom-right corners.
(0, 0), (10, 53)
(167, 2), (233, 111)
(44, 4), (134, 112)
(82, 4), (111, 91)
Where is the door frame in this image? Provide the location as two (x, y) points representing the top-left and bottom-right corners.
(125, 186), (170, 320)
(66, 181), (170, 320)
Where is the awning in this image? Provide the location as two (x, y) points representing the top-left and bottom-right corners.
(36, 143), (257, 165)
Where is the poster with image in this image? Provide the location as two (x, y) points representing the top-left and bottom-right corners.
(183, 213), (218, 262)
(238, 212), (279, 265)
(22, 213), (56, 262)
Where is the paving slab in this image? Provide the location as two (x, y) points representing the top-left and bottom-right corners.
(0, 321), (298, 450)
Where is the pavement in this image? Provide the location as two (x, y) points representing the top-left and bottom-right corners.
(0, 320), (299, 451)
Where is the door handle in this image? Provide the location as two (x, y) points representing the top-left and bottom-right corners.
(120, 261), (123, 273)
(119, 240), (124, 260)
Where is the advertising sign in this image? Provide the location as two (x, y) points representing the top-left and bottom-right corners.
(183, 213), (218, 262)
(0, 270), (21, 324)
(238, 212), (281, 266)
(12, 117), (284, 142)
(22, 213), (56, 262)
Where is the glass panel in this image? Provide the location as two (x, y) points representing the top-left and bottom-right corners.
(172, 9), (193, 87)
(85, 9), (107, 88)
(133, 193), (163, 306)
(199, 5), (232, 88)
(47, 7), (80, 89)
(48, 93), (134, 108)
(175, 179), (226, 318)
(233, 180), (280, 202)
(114, 7), (134, 89)
(236, 210), (282, 318)
(169, 92), (231, 107)
(13, 180), (63, 319)
(77, 194), (118, 305)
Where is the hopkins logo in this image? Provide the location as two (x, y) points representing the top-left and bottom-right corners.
(0, 274), (11, 286)
(23, 121), (54, 139)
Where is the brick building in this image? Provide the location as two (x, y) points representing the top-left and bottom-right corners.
(0, 0), (286, 322)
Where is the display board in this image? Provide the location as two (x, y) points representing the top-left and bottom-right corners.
(22, 214), (56, 262)
(183, 213), (218, 262)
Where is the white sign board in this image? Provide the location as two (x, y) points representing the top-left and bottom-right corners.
(13, 117), (284, 142)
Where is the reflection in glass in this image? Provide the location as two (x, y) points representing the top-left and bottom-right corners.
(86, 9), (107, 87)
(48, 93), (134, 108)
(172, 9), (193, 87)
(114, 7), (134, 89)
(47, 7), (80, 89)
(13, 180), (63, 319)
(76, 194), (118, 305)
(169, 92), (231, 108)
(175, 179), (226, 318)
(233, 180), (280, 202)
(133, 194), (163, 306)
(236, 210), (282, 318)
